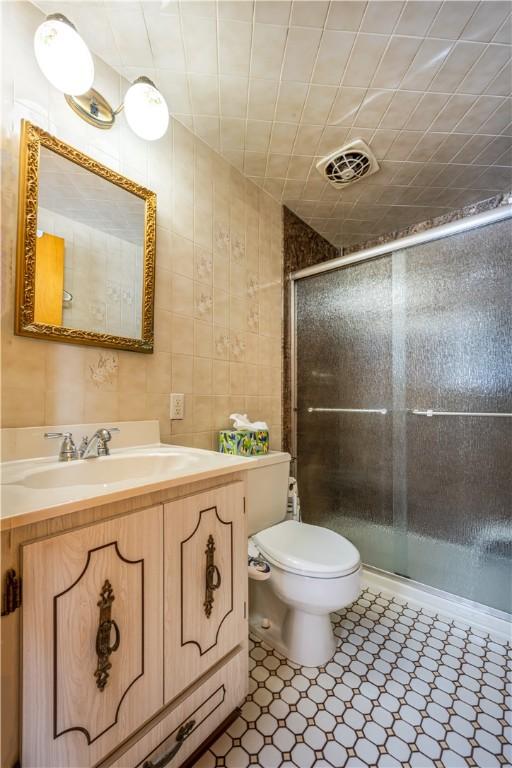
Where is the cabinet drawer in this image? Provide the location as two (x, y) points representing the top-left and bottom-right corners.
(164, 482), (247, 702)
(21, 506), (163, 768)
(108, 647), (248, 768)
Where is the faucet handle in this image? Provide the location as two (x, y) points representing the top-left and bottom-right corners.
(44, 432), (77, 462)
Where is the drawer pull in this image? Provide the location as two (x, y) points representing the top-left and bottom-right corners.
(204, 535), (221, 618)
(94, 579), (120, 691)
(143, 720), (196, 768)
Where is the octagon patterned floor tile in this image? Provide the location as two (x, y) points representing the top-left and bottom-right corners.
(192, 585), (511, 768)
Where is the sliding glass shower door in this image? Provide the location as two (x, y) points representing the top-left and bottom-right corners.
(295, 217), (512, 615)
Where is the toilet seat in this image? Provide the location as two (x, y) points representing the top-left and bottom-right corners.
(253, 520), (360, 579)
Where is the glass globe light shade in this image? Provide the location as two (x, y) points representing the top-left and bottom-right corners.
(34, 15), (94, 96)
(124, 78), (169, 141)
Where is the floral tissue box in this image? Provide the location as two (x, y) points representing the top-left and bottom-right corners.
(218, 429), (269, 456)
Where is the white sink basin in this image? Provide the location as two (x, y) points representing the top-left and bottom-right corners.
(15, 452), (198, 489)
(1, 443), (256, 524)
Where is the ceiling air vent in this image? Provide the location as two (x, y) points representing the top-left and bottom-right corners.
(316, 139), (379, 188)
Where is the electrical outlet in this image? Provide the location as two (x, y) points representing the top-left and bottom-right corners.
(170, 393), (185, 420)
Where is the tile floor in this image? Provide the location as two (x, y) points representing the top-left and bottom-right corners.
(193, 584), (511, 768)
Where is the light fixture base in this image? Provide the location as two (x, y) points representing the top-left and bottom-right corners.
(65, 88), (116, 130)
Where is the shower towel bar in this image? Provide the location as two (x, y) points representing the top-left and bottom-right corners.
(412, 410), (512, 418)
(307, 407), (388, 415)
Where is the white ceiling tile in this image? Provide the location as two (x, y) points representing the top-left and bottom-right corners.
(293, 124), (324, 154)
(379, 91), (423, 129)
(267, 153), (290, 177)
(451, 133), (494, 163)
(105, 4), (153, 68)
(246, 119), (272, 152)
(159, 74), (192, 114)
(219, 75), (248, 117)
(325, 1), (368, 31)
(312, 30), (356, 86)
(269, 122), (298, 153)
(302, 85), (338, 125)
(181, 15), (218, 74)
(458, 46), (511, 95)
(430, 133), (472, 162)
(218, 1), (255, 22)
(428, 41), (486, 93)
(461, 1), (511, 42)
(254, 0), (291, 25)
(455, 95), (506, 132)
(343, 34), (389, 88)
(473, 135), (512, 165)
(492, 12), (512, 43)
(401, 39), (454, 91)
(405, 92), (451, 131)
(189, 74), (220, 114)
(287, 155), (314, 180)
(142, 11), (187, 71)
(394, 1), (441, 36)
(353, 89), (394, 128)
(369, 129), (400, 158)
(360, 1), (404, 34)
(179, 1), (216, 17)
(408, 132), (450, 161)
(51, 0), (512, 249)
(429, 94), (476, 131)
(290, 0), (329, 28)
(372, 36), (423, 90)
(486, 64), (512, 97)
(250, 23), (288, 79)
(329, 87), (367, 125)
(247, 79), (280, 120)
(427, 1), (480, 40)
(220, 117), (246, 150)
(281, 26), (323, 82)
(317, 126), (350, 156)
(218, 19), (252, 76)
(477, 99), (512, 134)
(275, 81), (309, 122)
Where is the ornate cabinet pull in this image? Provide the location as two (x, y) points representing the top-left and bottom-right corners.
(143, 720), (196, 768)
(203, 535), (221, 618)
(94, 579), (120, 691)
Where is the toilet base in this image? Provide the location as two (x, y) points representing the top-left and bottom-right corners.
(283, 609), (337, 667)
(249, 579), (340, 667)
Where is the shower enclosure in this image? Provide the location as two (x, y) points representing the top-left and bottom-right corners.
(291, 209), (512, 616)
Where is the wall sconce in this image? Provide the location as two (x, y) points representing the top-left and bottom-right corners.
(34, 13), (169, 141)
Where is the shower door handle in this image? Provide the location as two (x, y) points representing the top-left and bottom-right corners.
(307, 407), (388, 415)
(411, 409), (512, 418)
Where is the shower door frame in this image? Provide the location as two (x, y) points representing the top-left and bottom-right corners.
(288, 203), (512, 462)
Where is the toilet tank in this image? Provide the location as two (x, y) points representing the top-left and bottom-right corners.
(246, 451), (291, 536)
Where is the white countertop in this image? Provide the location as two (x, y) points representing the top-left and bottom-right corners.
(0, 443), (259, 530)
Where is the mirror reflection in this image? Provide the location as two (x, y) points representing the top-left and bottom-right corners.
(36, 147), (145, 338)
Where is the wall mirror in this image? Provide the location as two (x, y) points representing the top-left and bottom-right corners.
(15, 120), (156, 353)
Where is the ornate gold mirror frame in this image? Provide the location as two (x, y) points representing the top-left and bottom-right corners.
(15, 120), (156, 353)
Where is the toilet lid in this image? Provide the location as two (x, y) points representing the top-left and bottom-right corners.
(253, 520), (360, 578)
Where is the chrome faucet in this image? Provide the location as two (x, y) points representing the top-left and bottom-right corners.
(44, 432), (78, 462)
(80, 428), (120, 459)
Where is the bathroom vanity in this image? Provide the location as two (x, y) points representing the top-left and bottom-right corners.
(1, 421), (254, 768)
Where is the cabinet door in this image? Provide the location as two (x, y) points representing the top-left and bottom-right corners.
(164, 482), (247, 703)
(21, 507), (163, 768)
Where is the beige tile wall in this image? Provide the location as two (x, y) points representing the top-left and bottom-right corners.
(1, 1), (283, 450)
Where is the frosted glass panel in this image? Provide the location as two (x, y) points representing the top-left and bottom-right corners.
(295, 218), (512, 614)
(399, 219), (512, 613)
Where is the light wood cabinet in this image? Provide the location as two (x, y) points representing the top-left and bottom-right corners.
(163, 482), (247, 703)
(21, 506), (164, 768)
(15, 477), (248, 768)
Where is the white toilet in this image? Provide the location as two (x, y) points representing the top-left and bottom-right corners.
(247, 451), (361, 667)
